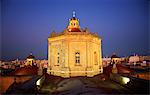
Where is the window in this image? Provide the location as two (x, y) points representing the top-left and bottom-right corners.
(57, 53), (60, 64)
(75, 52), (80, 64)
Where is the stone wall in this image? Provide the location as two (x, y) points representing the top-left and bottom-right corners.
(47, 33), (103, 77)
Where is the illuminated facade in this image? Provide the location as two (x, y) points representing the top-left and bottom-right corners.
(47, 12), (103, 77)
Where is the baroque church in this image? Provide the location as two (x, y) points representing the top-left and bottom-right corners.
(47, 12), (103, 77)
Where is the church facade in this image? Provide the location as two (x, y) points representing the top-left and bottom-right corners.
(47, 12), (103, 77)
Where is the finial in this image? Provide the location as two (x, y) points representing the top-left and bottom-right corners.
(30, 52), (32, 55)
(73, 11), (76, 17)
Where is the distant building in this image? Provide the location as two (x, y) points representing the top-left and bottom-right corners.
(47, 12), (103, 77)
(26, 53), (35, 66)
(111, 54), (121, 64)
(102, 57), (111, 67)
(36, 60), (48, 75)
(129, 55), (140, 64)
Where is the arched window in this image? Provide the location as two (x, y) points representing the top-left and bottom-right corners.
(75, 52), (80, 64)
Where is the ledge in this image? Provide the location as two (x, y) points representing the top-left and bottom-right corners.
(75, 64), (82, 66)
(54, 65), (60, 66)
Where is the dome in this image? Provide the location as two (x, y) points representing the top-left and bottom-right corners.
(27, 53), (35, 59)
(111, 54), (119, 59)
(70, 17), (77, 20)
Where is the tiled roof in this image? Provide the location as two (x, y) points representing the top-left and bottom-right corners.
(103, 64), (134, 76)
(9, 66), (38, 76)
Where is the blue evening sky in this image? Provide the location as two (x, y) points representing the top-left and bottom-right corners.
(1, 0), (149, 60)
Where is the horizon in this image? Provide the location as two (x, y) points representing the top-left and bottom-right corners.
(1, 0), (150, 60)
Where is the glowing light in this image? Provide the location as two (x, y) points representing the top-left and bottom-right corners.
(122, 77), (130, 84)
(36, 78), (41, 86)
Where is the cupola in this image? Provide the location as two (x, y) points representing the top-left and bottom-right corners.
(67, 11), (81, 32)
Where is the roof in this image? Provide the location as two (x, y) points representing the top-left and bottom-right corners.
(103, 64), (134, 76)
(111, 54), (119, 58)
(116, 64), (134, 74)
(69, 28), (81, 32)
(9, 66), (38, 76)
(70, 17), (77, 20)
(27, 54), (35, 59)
